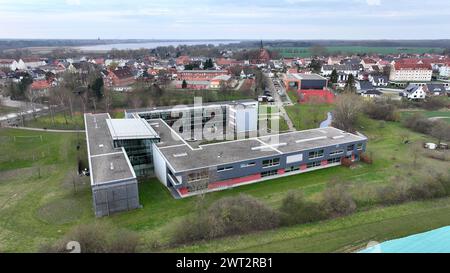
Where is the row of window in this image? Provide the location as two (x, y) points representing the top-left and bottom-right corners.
(187, 171), (209, 183)
(215, 144), (364, 174)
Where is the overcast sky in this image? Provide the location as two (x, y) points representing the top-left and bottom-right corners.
(1, 0), (450, 40)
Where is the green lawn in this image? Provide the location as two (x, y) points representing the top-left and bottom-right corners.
(24, 112), (85, 130)
(0, 105), (18, 115)
(0, 115), (449, 252)
(169, 197), (450, 253)
(400, 109), (450, 124)
(285, 103), (334, 130)
(259, 105), (290, 132)
(272, 46), (444, 58)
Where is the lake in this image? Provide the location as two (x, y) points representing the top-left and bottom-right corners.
(76, 40), (240, 51)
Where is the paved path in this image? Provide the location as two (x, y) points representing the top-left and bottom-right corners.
(428, 116), (450, 121)
(3, 126), (84, 133)
(264, 73), (295, 131)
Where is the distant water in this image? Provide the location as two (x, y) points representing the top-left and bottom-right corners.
(76, 40), (239, 51)
(359, 226), (450, 253)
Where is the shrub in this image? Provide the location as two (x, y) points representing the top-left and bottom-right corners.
(423, 96), (450, 110)
(320, 183), (357, 217)
(402, 113), (434, 134)
(169, 194), (280, 245)
(364, 100), (398, 121)
(107, 229), (140, 253)
(377, 177), (447, 206)
(376, 180), (411, 205)
(341, 157), (354, 167)
(39, 223), (139, 253)
(279, 191), (325, 226)
(408, 179), (446, 201)
(360, 153), (373, 164)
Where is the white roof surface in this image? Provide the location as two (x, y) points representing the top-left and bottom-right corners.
(106, 118), (158, 140)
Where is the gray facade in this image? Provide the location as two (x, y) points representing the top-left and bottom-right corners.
(85, 113), (143, 217)
(149, 120), (368, 197)
(92, 178), (140, 217)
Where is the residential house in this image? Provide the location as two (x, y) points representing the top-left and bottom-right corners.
(369, 75), (388, 87)
(106, 67), (136, 89)
(30, 80), (51, 96)
(439, 63), (450, 78)
(209, 75), (232, 89)
(176, 56), (191, 66)
(360, 89), (383, 99)
(356, 80), (374, 93)
(361, 58), (377, 70)
(401, 84), (426, 100)
(424, 84), (447, 96)
(21, 58), (46, 69)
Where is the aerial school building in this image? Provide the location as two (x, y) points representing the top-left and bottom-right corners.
(85, 100), (367, 216)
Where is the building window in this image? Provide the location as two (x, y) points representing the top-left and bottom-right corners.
(347, 145), (355, 152)
(329, 149), (344, 156)
(240, 162), (256, 168)
(357, 143), (363, 150)
(261, 170), (278, 177)
(327, 157), (341, 164)
(308, 150), (324, 160)
(187, 171), (209, 183)
(217, 166), (233, 172)
(307, 161), (321, 168)
(262, 158), (280, 168)
(285, 166), (300, 173)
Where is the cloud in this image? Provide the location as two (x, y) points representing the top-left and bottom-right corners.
(66, 0), (81, 5)
(366, 0), (381, 5)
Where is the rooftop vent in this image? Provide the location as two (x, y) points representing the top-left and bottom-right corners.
(99, 144), (104, 148)
(173, 153), (188, 158)
(110, 162), (114, 170)
(295, 136), (327, 143)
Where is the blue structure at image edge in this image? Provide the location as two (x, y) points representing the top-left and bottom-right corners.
(359, 226), (450, 253)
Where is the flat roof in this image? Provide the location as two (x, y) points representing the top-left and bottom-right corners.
(125, 99), (258, 115)
(106, 118), (158, 140)
(287, 73), (327, 81)
(85, 113), (136, 186)
(150, 119), (366, 173)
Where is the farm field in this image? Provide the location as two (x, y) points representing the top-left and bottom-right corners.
(272, 46), (444, 58)
(0, 115), (449, 252)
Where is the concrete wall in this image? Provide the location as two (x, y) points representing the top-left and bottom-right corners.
(92, 179), (140, 217)
(152, 143), (168, 186)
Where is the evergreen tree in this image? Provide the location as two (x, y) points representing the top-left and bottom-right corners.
(91, 77), (104, 99)
(344, 74), (356, 93)
(181, 80), (188, 89)
(330, 69), (338, 84)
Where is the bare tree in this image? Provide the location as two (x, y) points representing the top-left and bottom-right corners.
(431, 121), (450, 145)
(332, 93), (362, 132)
(103, 87), (113, 114)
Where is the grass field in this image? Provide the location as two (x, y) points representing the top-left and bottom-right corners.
(273, 46), (444, 58)
(259, 105), (290, 132)
(24, 112), (85, 130)
(0, 105), (18, 115)
(1, 114), (449, 252)
(169, 197), (450, 252)
(400, 109), (450, 124)
(285, 103), (334, 130)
